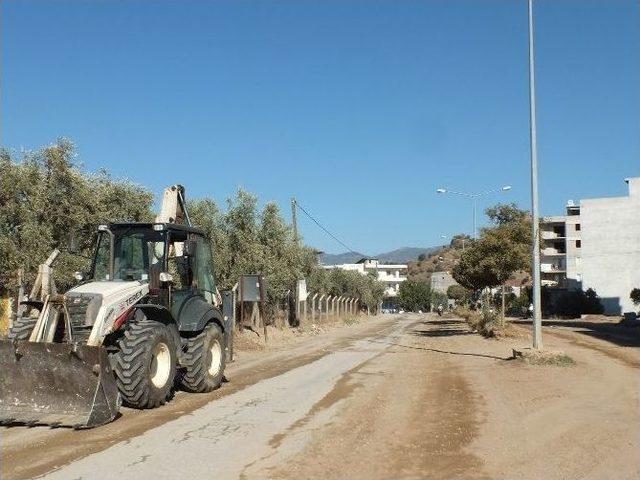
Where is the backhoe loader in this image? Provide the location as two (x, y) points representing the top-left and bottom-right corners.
(0, 185), (229, 428)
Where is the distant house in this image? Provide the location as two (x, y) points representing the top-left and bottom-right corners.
(324, 258), (407, 299)
(430, 271), (458, 295)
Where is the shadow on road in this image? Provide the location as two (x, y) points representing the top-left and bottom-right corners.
(367, 339), (512, 361)
(372, 317), (513, 360)
(420, 320), (467, 326)
(411, 318), (475, 338)
(513, 319), (640, 348)
(411, 328), (475, 338)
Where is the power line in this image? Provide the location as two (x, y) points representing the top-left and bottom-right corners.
(293, 200), (359, 255)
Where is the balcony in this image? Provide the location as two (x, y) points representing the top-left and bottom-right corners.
(541, 264), (566, 274)
(541, 231), (566, 240)
(379, 275), (407, 282)
(541, 248), (566, 257)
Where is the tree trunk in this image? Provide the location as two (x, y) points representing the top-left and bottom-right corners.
(501, 284), (506, 323)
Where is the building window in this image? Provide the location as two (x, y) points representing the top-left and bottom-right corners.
(576, 240), (581, 248)
(575, 224), (581, 231)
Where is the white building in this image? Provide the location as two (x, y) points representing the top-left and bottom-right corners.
(540, 177), (640, 315)
(580, 177), (640, 315)
(324, 258), (407, 298)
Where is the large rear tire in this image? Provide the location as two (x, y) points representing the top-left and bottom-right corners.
(112, 319), (177, 409)
(180, 322), (225, 393)
(7, 316), (37, 341)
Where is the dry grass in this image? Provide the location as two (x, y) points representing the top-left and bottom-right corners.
(513, 348), (576, 367)
(0, 297), (10, 336)
(233, 315), (366, 352)
(343, 316), (359, 326)
(454, 306), (529, 340)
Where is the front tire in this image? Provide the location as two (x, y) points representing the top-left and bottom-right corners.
(180, 323), (225, 393)
(112, 319), (177, 409)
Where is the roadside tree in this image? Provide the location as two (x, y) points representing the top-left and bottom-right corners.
(397, 280), (431, 312)
(447, 284), (471, 305)
(453, 203), (531, 319)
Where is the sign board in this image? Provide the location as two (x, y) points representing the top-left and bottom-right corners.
(296, 279), (308, 302)
(240, 275), (264, 302)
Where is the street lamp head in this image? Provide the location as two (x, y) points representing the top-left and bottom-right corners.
(502, 185), (512, 191)
(436, 188), (446, 194)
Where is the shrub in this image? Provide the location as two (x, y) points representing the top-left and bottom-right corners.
(453, 306), (481, 331)
(549, 288), (604, 318)
(397, 280), (431, 312)
(631, 288), (640, 306)
(582, 288), (605, 314)
(447, 284), (471, 305)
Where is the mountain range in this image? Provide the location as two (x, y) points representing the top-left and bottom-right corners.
(319, 246), (442, 266)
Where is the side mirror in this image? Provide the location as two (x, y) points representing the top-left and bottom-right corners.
(69, 234), (80, 254)
(184, 240), (196, 257)
(159, 272), (174, 283)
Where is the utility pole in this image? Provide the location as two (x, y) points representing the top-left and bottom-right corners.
(291, 197), (298, 245)
(528, 0), (542, 349)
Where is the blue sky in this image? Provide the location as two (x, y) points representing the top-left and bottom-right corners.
(2, 0), (639, 254)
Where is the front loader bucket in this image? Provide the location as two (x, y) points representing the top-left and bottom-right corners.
(0, 341), (120, 428)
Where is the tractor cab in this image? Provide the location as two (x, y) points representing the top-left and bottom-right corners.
(89, 222), (218, 310)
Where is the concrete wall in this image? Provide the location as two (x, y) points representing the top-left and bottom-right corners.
(431, 271), (458, 295)
(580, 178), (640, 315)
(564, 211), (582, 290)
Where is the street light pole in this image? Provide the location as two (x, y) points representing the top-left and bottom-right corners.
(528, 0), (542, 350)
(436, 185), (512, 239)
(473, 197), (478, 240)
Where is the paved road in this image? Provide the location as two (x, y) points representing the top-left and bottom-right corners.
(40, 321), (408, 479)
(3, 313), (639, 480)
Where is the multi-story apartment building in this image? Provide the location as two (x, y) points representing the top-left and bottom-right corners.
(540, 177), (640, 315)
(540, 202), (582, 290)
(323, 258), (407, 298)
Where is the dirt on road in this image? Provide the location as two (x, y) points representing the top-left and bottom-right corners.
(2, 313), (639, 480)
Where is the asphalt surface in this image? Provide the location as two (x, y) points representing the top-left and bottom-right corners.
(38, 323), (408, 479)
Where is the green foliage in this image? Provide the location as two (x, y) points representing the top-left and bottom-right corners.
(0, 140), (153, 293)
(453, 203), (531, 291)
(544, 287), (605, 318)
(1, 141), (386, 317)
(447, 284), (471, 302)
(582, 288), (605, 315)
(630, 288), (640, 306)
(431, 290), (448, 309)
(189, 189), (384, 313)
(448, 234), (471, 250)
(485, 203), (529, 227)
(397, 280), (431, 312)
(307, 267), (385, 311)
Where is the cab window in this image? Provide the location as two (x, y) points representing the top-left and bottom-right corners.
(194, 237), (216, 294)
